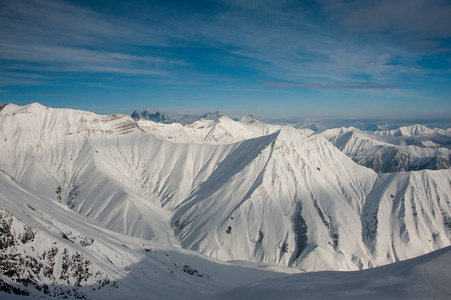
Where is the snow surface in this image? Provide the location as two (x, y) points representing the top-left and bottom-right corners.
(0, 103), (450, 298)
(1, 168), (450, 299)
(376, 124), (437, 137)
(0, 171), (299, 299)
(321, 126), (451, 173)
(207, 245), (451, 300)
(136, 113), (281, 144)
(0, 103), (450, 272)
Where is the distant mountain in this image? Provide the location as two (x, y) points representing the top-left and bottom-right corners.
(131, 108), (175, 123)
(200, 110), (223, 121)
(266, 118), (451, 134)
(131, 108), (224, 125)
(321, 126), (451, 173)
(136, 112), (281, 144)
(377, 124), (437, 137)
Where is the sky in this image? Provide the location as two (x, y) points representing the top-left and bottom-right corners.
(0, 0), (450, 120)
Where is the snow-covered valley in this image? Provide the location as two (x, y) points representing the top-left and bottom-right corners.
(1, 103), (450, 299)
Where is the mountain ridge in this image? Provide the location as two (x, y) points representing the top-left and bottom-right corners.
(321, 126), (451, 173)
(0, 103), (449, 273)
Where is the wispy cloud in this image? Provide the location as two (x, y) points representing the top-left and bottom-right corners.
(0, 0), (188, 81)
(0, 44), (185, 66)
(173, 1), (430, 84)
(0, 0), (449, 98)
(0, 71), (55, 86)
(265, 81), (399, 90)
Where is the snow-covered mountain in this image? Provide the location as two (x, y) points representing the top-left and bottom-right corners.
(321, 126), (451, 173)
(376, 124), (437, 137)
(0, 103), (450, 297)
(132, 109), (175, 124)
(136, 113), (281, 144)
(1, 167), (449, 299)
(0, 170), (298, 299)
(131, 108), (226, 126)
(373, 124), (451, 146)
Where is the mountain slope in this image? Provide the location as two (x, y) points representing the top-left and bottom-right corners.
(0, 103), (450, 274)
(0, 171), (298, 299)
(0, 104), (180, 243)
(208, 245), (451, 300)
(173, 126), (451, 271)
(376, 124), (437, 137)
(2, 166), (449, 299)
(321, 127), (451, 173)
(136, 114), (281, 144)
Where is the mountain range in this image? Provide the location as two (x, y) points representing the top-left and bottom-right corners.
(0, 103), (450, 299)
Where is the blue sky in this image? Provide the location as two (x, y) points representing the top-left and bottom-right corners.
(0, 0), (450, 120)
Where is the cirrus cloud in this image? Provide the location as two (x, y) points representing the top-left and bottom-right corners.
(265, 81), (399, 90)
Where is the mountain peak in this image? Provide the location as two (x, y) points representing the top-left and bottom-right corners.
(386, 124), (435, 137)
(399, 124), (434, 136)
(239, 114), (257, 124)
(131, 108), (175, 124)
(200, 111), (223, 121)
(26, 102), (49, 111)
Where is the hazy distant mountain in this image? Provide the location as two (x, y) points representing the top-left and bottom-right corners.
(131, 108), (175, 123)
(131, 108), (224, 125)
(265, 118), (451, 133)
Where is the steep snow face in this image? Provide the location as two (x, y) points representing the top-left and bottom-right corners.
(418, 140), (442, 149)
(1, 103), (450, 273)
(1, 104), (256, 243)
(173, 127), (380, 271)
(173, 126), (451, 271)
(362, 170), (451, 263)
(0, 103), (179, 243)
(321, 127), (451, 173)
(0, 172), (298, 300)
(2, 167), (448, 300)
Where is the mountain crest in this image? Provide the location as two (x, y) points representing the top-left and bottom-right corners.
(0, 103), (450, 278)
(131, 108), (175, 124)
(200, 111), (223, 121)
